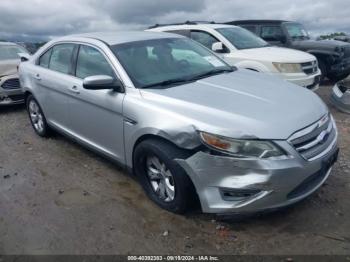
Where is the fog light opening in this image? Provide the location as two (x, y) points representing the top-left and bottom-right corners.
(220, 188), (261, 201)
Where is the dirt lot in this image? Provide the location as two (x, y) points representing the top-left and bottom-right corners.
(0, 83), (349, 255)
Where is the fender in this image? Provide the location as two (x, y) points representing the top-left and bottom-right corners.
(307, 50), (339, 57)
(124, 125), (201, 169)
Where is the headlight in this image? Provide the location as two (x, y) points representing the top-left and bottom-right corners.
(199, 132), (287, 159)
(273, 63), (303, 73)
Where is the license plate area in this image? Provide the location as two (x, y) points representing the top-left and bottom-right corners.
(322, 148), (339, 171)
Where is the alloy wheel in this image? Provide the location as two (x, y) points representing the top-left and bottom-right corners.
(146, 155), (175, 202)
(29, 99), (44, 133)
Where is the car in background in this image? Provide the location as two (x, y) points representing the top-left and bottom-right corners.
(0, 42), (29, 106)
(148, 22), (321, 90)
(19, 31), (338, 215)
(331, 79), (350, 114)
(227, 20), (350, 82)
(333, 35), (350, 43)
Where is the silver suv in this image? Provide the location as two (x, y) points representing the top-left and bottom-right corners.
(19, 32), (339, 214)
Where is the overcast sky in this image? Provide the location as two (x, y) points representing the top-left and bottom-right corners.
(0, 0), (349, 41)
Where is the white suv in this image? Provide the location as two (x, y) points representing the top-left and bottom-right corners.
(148, 23), (321, 90)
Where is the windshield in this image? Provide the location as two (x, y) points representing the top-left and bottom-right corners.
(284, 23), (310, 40)
(0, 45), (27, 61)
(216, 27), (269, 49)
(111, 38), (233, 89)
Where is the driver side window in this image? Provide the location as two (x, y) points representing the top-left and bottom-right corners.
(75, 45), (115, 79)
(261, 26), (283, 41)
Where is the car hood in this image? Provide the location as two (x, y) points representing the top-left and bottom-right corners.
(291, 39), (350, 53)
(140, 70), (328, 140)
(234, 46), (316, 63)
(0, 59), (19, 77)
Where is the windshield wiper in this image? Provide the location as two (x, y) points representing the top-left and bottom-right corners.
(141, 68), (234, 89)
(192, 68), (234, 80)
(141, 77), (195, 89)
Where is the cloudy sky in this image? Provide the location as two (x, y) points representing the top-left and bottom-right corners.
(0, 0), (349, 41)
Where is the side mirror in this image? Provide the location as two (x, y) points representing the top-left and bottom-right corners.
(83, 75), (123, 92)
(18, 53), (30, 62)
(212, 42), (225, 53)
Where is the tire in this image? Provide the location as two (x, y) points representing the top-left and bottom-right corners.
(327, 73), (349, 82)
(26, 95), (51, 137)
(133, 138), (197, 214)
(317, 59), (327, 83)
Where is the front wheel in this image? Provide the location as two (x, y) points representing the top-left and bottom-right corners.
(26, 95), (51, 137)
(133, 139), (197, 214)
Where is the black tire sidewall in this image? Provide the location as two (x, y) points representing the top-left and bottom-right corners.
(134, 139), (195, 214)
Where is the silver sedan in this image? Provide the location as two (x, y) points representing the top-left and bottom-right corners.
(19, 32), (338, 214)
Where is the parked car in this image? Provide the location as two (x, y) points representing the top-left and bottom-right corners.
(333, 35), (350, 43)
(0, 42), (29, 106)
(19, 31), (338, 214)
(148, 22), (321, 90)
(331, 79), (350, 114)
(227, 20), (350, 82)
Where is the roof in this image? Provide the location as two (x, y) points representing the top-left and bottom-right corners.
(226, 20), (290, 25)
(59, 31), (183, 45)
(148, 23), (237, 31)
(148, 21), (216, 29)
(0, 41), (18, 46)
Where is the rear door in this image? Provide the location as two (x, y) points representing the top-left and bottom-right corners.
(67, 44), (125, 162)
(33, 43), (77, 130)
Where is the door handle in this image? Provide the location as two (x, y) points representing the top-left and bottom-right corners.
(34, 73), (41, 80)
(69, 86), (80, 94)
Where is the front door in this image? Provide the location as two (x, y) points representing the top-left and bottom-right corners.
(66, 44), (125, 163)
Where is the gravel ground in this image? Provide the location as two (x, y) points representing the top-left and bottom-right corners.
(0, 83), (349, 255)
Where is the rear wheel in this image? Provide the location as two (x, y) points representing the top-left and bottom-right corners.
(26, 95), (51, 137)
(133, 138), (197, 214)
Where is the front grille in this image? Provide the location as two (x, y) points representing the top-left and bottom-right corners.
(289, 114), (336, 161)
(338, 82), (349, 93)
(8, 94), (25, 102)
(1, 78), (21, 90)
(301, 61), (318, 75)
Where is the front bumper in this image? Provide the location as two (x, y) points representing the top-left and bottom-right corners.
(280, 70), (321, 90)
(176, 134), (338, 214)
(331, 82), (350, 114)
(0, 74), (24, 106)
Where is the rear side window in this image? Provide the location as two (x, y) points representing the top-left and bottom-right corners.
(75, 45), (114, 79)
(260, 26), (283, 41)
(39, 49), (52, 68)
(49, 44), (75, 74)
(190, 31), (218, 49)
